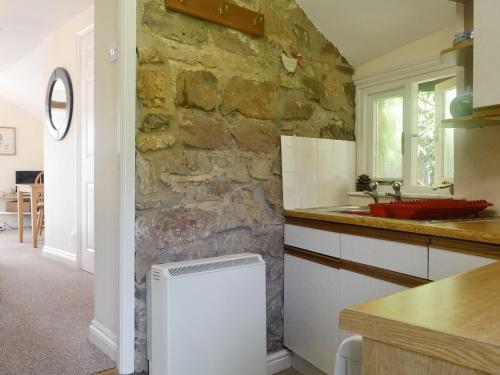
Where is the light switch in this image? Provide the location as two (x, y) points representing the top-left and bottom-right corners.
(109, 47), (119, 62)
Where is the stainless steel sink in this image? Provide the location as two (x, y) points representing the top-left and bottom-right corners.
(306, 205), (370, 214)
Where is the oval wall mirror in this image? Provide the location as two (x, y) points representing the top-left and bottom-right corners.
(45, 67), (73, 141)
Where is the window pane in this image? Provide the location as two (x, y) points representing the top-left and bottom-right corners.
(415, 90), (437, 186)
(374, 96), (403, 179)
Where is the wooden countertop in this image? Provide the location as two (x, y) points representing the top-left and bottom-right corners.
(284, 209), (500, 245)
(339, 261), (500, 374)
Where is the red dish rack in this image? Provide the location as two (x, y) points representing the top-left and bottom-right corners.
(369, 199), (493, 220)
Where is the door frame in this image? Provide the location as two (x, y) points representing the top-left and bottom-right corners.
(117, 0), (136, 373)
(76, 24), (95, 272)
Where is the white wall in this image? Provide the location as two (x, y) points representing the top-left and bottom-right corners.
(454, 127), (500, 215)
(42, 6), (94, 258)
(0, 6), (94, 251)
(0, 2), (120, 363)
(0, 35), (46, 196)
(0, 97), (44, 195)
(93, 0), (119, 360)
(355, 26), (455, 79)
(0, 5), (94, 254)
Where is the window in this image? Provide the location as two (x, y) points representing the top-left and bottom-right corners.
(358, 70), (457, 195)
(374, 94), (404, 180)
(412, 78), (456, 187)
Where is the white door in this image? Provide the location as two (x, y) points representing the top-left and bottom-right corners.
(79, 27), (95, 274)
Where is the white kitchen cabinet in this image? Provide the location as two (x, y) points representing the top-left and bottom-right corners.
(473, 0), (500, 109)
(285, 223), (341, 258)
(338, 269), (407, 341)
(428, 247), (496, 281)
(340, 234), (428, 278)
(284, 254), (340, 374)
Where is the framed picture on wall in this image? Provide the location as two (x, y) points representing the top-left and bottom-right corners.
(0, 127), (16, 155)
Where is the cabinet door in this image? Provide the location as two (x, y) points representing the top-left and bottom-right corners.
(429, 248), (496, 281)
(284, 254), (340, 374)
(341, 234), (428, 278)
(474, 0), (500, 108)
(339, 269), (406, 341)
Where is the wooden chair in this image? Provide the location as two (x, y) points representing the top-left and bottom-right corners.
(35, 172), (44, 237)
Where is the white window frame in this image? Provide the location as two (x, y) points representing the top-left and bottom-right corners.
(433, 78), (456, 184)
(368, 88), (406, 182)
(355, 57), (458, 195)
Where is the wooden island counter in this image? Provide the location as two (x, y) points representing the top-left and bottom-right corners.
(340, 261), (500, 374)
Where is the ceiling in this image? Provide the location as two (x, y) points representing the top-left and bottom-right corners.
(296, 0), (456, 67)
(0, 0), (92, 72)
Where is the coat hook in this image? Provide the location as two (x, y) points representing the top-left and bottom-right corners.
(253, 14), (264, 26)
(219, 2), (228, 15)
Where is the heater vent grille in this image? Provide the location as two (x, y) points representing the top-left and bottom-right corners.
(167, 256), (261, 278)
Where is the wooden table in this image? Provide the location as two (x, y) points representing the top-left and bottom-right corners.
(340, 261), (500, 374)
(16, 184), (44, 248)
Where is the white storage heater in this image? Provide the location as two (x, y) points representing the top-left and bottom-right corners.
(149, 253), (267, 375)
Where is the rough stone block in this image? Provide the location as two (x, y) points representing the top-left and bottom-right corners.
(143, 2), (209, 46)
(175, 70), (218, 111)
(141, 113), (170, 132)
(137, 69), (166, 108)
(281, 100), (315, 120)
(137, 153), (158, 195)
(138, 45), (164, 64)
(231, 121), (279, 153)
(302, 77), (325, 101)
(136, 132), (175, 153)
(155, 208), (218, 247)
(249, 158), (272, 180)
(160, 150), (212, 176)
(210, 28), (258, 56)
(180, 113), (230, 150)
(225, 157), (251, 183)
(220, 77), (279, 119)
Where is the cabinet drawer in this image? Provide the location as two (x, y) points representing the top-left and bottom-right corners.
(284, 224), (340, 258)
(340, 234), (428, 278)
(429, 248), (497, 281)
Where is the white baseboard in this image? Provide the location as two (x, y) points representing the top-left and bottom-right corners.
(267, 349), (292, 374)
(89, 319), (117, 361)
(42, 246), (77, 267)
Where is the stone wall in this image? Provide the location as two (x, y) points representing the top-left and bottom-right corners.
(135, 0), (355, 371)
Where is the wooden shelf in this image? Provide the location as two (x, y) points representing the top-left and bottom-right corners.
(440, 40), (473, 67)
(442, 115), (500, 129)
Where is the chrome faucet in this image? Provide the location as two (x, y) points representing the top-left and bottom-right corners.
(363, 181), (380, 204)
(433, 183), (454, 195)
(385, 181), (402, 202)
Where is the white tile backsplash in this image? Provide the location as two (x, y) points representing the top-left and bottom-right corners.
(282, 171), (302, 209)
(295, 136), (318, 173)
(281, 143), (296, 173)
(281, 136), (356, 209)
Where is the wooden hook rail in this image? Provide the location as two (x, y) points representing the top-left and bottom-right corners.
(165, 0), (265, 37)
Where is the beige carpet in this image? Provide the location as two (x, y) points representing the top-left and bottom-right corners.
(0, 230), (115, 375)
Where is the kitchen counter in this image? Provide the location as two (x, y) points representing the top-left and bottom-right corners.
(284, 209), (500, 246)
(339, 261), (500, 374)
